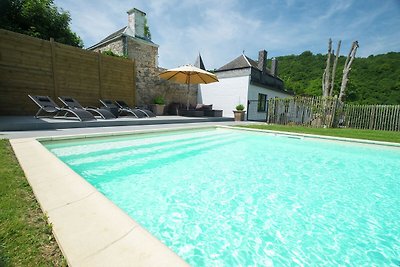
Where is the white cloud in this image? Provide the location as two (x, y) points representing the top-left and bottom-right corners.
(317, 0), (354, 21)
(148, 0), (265, 68)
(54, 0), (400, 69)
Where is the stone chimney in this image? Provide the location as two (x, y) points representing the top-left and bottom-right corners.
(258, 50), (268, 74)
(271, 58), (278, 77)
(126, 8), (146, 38)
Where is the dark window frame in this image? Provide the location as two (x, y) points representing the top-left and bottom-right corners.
(257, 93), (267, 112)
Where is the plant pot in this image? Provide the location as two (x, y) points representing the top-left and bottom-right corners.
(150, 104), (165, 116)
(233, 110), (245, 121)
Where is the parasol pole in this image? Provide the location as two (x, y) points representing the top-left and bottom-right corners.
(186, 74), (190, 110)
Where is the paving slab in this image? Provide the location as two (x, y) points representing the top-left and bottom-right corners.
(79, 226), (190, 267)
(48, 191), (139, 266)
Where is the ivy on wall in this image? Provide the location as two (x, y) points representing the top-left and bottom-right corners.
(101, 49), (128, 59)
(144, 18), (151, 40)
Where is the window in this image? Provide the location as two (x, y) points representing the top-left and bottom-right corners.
(257, 93), (267, 112)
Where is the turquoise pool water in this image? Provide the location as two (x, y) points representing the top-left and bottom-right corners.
(43, 128), (400, 266)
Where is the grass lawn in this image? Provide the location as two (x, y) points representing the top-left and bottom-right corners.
(0, 140), (66, 266)
(238, 124), (400, 143)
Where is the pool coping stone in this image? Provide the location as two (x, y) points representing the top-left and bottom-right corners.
(10, 134), (191, 267)
(220, 126), (400, 148)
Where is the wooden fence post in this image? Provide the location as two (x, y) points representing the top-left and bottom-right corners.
(50, 38), (58, 98)
(98, 51), (103, 99)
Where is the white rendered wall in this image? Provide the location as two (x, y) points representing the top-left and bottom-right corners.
(248, 83), (291, 100)
(247, 84), (292, 121)
(198, 76), (249, 118)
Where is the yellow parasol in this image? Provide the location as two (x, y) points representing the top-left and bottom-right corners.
(159, 65), (218, 110)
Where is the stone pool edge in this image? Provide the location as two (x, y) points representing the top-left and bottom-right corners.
(10, 136), (190, 267)
(221, 125), (400, 148)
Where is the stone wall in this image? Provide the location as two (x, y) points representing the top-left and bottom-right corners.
(152, 67), (198, 108)
(94, 39), (125, 57)
(91, 36), (197, 111)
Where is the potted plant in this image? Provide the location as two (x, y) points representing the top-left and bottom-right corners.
(150, 96), (165, 115)
(233, 104), (246, 121)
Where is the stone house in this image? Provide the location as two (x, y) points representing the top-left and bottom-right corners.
(199, 50), (293, 120)
(88, 8), (193, 108)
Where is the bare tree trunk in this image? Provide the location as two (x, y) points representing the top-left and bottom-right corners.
(339, 41), (359, 102)
(329, 40), (341, 96)
(322, 38), (332, 97)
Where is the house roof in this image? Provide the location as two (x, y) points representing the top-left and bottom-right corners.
(245, 56), (260, 70)
(98, 27), (126, 44)
(217, 54), (259, 71)
(216, 54), (274, 74)
(214, 52), (290, 93)
(88, 26), (157, 50)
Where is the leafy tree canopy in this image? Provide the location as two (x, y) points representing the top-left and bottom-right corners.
(270, 51), (400, 105)
(0, 0), (83, 47)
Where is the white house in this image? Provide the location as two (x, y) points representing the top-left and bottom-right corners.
(198, 50), (293, 120)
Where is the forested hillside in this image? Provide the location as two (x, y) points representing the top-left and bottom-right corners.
(271, 51), (400, 104)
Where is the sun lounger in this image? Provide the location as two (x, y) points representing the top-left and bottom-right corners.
(115, 100), (156, 118)
(58, 96), (115, 119)
(28, 95), (95, 121)
(100, 99), (146, 118)
(98, 100), (120, 117)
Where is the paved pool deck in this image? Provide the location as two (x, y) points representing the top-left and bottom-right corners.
(0, 115), (249, 139)
(0, 115), (234, 131)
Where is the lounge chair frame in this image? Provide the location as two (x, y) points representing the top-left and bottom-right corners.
(115, 100), (156, 118)
(100, 99), (145, 118)
(58, 96), (115, 120)
(28, 95), (95, 122)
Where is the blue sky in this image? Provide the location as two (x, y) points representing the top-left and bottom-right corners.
(54, 0), (400, 69)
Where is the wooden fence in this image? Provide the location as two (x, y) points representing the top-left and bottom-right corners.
(343, 104), (400, 131)
(0, 29), (136, 115)
(267, 96), (341, 128)
(266, 96), (400, 131)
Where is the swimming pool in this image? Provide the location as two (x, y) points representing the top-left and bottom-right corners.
(43, 127), (400, 266)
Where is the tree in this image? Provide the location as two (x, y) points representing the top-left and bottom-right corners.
(329, 40), (341, 96)
(322, 38), (332, 97)
(322, 39), (358, 101)
(0, 0), (83, 47)
(339, 41), (359, 101)
(322, 39), (342, 97)
(274, 51), (400, 104)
